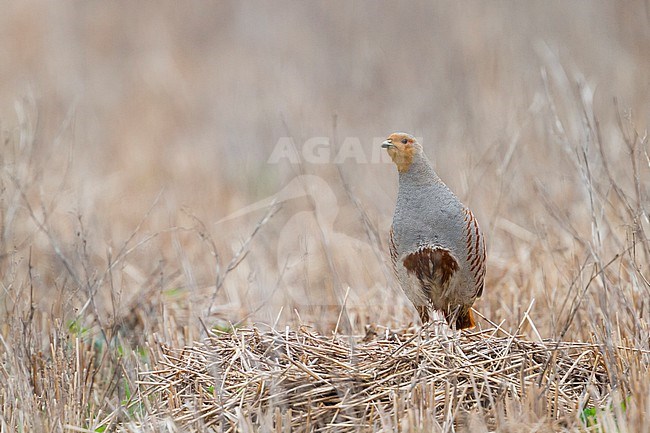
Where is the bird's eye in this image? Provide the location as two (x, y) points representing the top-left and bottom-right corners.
(401, 138), (408, 144)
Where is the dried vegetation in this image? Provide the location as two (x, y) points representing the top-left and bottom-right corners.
(1, 2), (650, 432)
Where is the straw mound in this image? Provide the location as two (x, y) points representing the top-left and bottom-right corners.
(136, 325), (609, 431)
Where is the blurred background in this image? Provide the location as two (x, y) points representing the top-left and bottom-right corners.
(1, 1), (649, 339)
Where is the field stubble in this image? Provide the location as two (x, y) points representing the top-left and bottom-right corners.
(1, 2), (650, 432)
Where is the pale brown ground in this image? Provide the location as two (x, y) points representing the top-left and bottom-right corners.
(1, 2), (649, 431)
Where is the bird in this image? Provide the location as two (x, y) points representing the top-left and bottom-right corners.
(382, 132), (486, 330)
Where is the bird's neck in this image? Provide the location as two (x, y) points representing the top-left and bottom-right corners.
(398, 152), (441, 185)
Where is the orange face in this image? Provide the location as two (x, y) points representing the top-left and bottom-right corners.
(381, 132), (421, 172)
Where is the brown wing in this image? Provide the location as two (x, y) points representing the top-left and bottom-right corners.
(389, 226), (398, 277)
(463, 208), (487, 298)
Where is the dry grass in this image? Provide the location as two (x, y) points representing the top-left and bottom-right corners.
(2, 2), (650, 432)
(132, 323), (614, 432)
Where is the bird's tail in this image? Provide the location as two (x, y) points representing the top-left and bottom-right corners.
(454, 308), (476, 330)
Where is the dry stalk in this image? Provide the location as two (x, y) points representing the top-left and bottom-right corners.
(132, 324), (614, 432)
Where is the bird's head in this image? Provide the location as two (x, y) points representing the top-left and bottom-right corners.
(381, 132), (422, 172)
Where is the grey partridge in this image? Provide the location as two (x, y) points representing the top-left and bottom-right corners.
(382, 132), (486, 329)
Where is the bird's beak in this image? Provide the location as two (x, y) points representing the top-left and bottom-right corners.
(381, 140), (393, 148)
